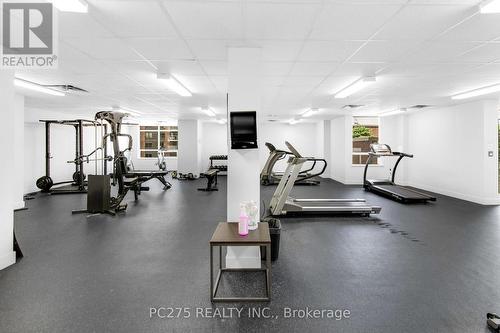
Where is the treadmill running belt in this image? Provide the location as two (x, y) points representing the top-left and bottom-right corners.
(374, 185), (432, 199)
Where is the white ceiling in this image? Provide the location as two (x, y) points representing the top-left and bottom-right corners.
(15, 0), (500, 121)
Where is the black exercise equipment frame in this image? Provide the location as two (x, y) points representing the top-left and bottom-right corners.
(198, 169), (219, 191)
(363, 144), (436, 203)
(37, 119), (108, 195)
(73, 111), (172, 215)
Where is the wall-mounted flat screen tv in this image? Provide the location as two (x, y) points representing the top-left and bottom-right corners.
(230, 111), (258, 149)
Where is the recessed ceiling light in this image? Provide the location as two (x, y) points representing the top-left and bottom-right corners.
(202, 107), (216, 117)
(14, 78), (65, 96)
(289, 118), (301, 125)
(480, 0), (500, 13)
(302, 108), (319, 118)
(50, 0), (88, 13)
(334, 77), (376, 99)
(157, 73), (192, 97)
(451, 84), (500, 100)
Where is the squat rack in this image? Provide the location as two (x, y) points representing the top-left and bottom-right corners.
(37, 119), (108, 194)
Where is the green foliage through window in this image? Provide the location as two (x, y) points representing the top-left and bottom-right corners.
(353, 125), (372, 138)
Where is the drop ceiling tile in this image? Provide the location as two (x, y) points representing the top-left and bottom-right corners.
(314, 75), (361, 95)
(439, 13), (500, 41)
(157, 61), (206, 76)
(349, 40), (417, 63)
(400, 41), (482, 63)
(263, 62), (294, 76)
(289, 62), (339, 76)
(298, 40), (364, 62)
(245, 3), (319, 40)
(455, 43), (500, 63)
(333, 62), (387, 77)
(89, 1), (178, 38)
(374, 4), (472, 41)
(59, 12), (113, 39)
(64, 38), (142, 61)
(200, 61), (228, 76)
(163, 1), (243, 39)
(310, 4), (403, 40)
(259, 41), (304, 62)
(282, 76), (324, 88)
(188, 40), (230, 60)
(381, 62), (479, 78)
(126, 38), (193, 61)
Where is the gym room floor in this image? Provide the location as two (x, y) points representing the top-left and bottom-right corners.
(1, 177), (499, 333)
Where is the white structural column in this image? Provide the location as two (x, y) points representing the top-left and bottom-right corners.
(177, 119), (202, 176)
(0, 71), (17, 270)
(13, 94), (25, 210)
(226, 47), (262, 268)
(322, 120), (331, 178)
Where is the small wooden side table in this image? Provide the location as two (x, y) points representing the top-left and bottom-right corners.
(209, 222), (271, 302)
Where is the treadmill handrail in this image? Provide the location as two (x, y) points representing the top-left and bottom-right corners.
(364, 144), (413, 185)
(293, 157), (327, 182)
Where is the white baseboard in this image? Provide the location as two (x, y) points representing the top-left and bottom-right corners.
(0, 251), (16, 271)
(407, 181), (500, 205)
(225, 246), (261, 269)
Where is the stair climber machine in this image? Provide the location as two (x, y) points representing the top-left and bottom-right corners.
(269, 142), (381, 216)
(260, 142), (325, 186)
(363, 144), (436, 203)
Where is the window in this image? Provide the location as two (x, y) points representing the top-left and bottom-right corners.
(352, 117), (379, 165)
(139, 125), (178, 158)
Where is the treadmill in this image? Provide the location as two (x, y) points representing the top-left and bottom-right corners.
(260, 142), (324, 185)
(363, 144), (436, 203)
(269, 142), (381, 216)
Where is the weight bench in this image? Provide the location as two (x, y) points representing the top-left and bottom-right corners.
(198, 169), (219, 192)
(124, 170), (172, 200)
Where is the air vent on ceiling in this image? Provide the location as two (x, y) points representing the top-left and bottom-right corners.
(342, 104), (364, 109)
(45, 84), (88, 93)
(408, 105), (431, 109)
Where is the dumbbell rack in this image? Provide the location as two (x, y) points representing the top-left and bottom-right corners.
(209, 155), (228, 174)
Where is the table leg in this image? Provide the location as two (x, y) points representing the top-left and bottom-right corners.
(210, 245), (213, 301)
(266, 244), (271, 300)
(219, 245), (222, 270)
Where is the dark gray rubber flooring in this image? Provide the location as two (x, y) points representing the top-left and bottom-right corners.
(2, 176), (500, 332)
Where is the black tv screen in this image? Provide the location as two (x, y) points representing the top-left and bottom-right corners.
(230, 111), (257, 149)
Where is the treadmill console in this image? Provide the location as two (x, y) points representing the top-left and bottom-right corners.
(370, 144), (392, 156)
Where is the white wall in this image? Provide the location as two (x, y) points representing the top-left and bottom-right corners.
(321, 120), (331, 178)
(200, 122), (228, 172)
(23, 121), (99, 194)
(330, 115), (395, 185)
(0, 71), (16, 270)
(13, 94), (25, 209)
(405, 100), (499, 204)
(259, 122), (322, 174)
(198, 121), (324, 176)
(177, 119), (201, 175)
